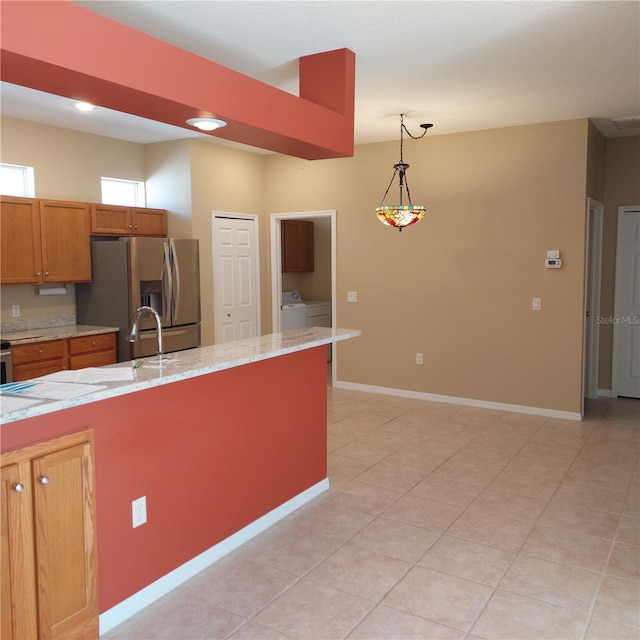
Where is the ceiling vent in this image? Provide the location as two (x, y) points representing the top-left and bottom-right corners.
(611, 116), (640, 130)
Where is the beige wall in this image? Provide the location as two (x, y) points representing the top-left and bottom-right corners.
(266, 119), (590, 413)
(599, 135), (640, 389)
(145, 140), (194, 239)
(189, 140), (265, 345)
(0, 116), (145, 202)
(2, 114), (611, 413)
(0, 116), (146, 325)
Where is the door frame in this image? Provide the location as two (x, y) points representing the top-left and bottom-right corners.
(612, 204), (640, 397)
(270, 210), (337, 379)
(582, 198), (604, 405)
(211, 211), (261, 343)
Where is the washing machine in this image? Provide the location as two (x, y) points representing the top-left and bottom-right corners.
(281, 291), (308, 330)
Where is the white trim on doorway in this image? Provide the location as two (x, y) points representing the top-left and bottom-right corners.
(270, 210), (337, 384)
(582, 198), (604, 409)
(612, 204), (640, 398)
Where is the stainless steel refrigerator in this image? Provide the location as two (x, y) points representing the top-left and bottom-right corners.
(76, 237), (201, 361)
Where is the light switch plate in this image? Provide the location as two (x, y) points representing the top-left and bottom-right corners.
(347, 291), (358, 303)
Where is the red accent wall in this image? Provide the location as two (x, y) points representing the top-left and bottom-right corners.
(0, 0), (355, 160)
(1, 348), (328, 611)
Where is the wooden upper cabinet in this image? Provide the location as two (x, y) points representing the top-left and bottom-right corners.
(40, 200), (91, 283)
(132, 207), (167, 236)
(90, 204), (132, 235)
(91, 204), (167, 237)
(0, 197), (91, 285)
(282, 220), (314, 272)
(0, 196), (43, 285)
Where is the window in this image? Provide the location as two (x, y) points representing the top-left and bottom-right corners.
(101, 177), (146, 207)
(0, 163), (35, 197)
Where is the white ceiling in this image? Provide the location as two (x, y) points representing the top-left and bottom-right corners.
(2, 1), (639, 150)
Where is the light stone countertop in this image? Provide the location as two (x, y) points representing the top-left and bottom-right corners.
(0, 327), (360, 424)
(1, 325), (119, 344)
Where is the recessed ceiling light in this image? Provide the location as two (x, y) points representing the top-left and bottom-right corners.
(75, 101), (96, 112)
(186, 117), (227, 131)
(611, 116), (640, 130)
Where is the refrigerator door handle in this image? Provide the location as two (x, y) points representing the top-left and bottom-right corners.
(171, 239), (181, 323)
(163, 242), (173, 323)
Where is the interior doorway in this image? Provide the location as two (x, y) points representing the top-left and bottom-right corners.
(583, 198), (604, 406)
(270, 210), (337, 383)
(212, 212), (261, 344)
(612, 205), (640, 398)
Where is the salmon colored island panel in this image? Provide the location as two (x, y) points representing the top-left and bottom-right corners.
(0, 348), (328, 611)
(0, 1), (355, 160)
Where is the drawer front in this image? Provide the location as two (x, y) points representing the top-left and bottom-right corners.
(13, 360), (66, 382)
(69, 333), (116, 356)
(70, 350), (116, 370)
(12, 340), (67, 364)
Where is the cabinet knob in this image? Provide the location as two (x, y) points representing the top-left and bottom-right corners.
(13, 483), (24, 493)
(92, 341), (97, 346)
(45, 271), (49, 276)
(38, 476), (49, 485)
(128, 224), (132, 228)
(134, 225), (138, 229)
(38, 349), (43, 354)
(36, 272), (41, 276)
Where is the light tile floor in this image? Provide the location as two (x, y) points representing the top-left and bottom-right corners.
(104, 390), (639, 640)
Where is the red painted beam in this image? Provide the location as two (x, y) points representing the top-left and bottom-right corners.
(0, 0), (355, 160)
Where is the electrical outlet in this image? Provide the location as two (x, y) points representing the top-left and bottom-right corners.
(532, 297), (541, 311)
(132, 496), (147, 528)
(347, 291), (358, 303)
(11, 305), (20, 318)
(416, 353), (423, 365)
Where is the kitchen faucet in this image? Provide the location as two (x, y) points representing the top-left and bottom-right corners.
(127, 306), (163, 358)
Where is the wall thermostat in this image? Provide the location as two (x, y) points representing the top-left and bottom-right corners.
(545, 250), (562, 268)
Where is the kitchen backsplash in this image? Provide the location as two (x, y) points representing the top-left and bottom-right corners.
(0, 313), (76, 333)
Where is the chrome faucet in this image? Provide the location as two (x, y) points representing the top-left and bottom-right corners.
(128, 306), (163, 357)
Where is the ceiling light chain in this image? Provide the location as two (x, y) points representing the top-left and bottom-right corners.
(376, 114), (433, 231)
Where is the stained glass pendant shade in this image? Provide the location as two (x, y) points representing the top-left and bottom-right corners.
(376, 114), (433, 231)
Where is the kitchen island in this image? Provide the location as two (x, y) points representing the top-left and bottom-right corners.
(1, 327), (360, 635)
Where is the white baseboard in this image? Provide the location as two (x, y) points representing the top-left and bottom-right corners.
(99, 478), (330, 636)
(333, 380), (582, 421)
(597, 388), (614, 398)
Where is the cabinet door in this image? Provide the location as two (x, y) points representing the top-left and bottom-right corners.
(1, 463), (38, 640)
(40, 200), (91, 283)
(298, 221), (315, 272)
(12, 340), (69, 382)
(90, 204), (132, 235)
(281, 220), (314, 272)
(132, 207), (167, 236)
(32, 442), (98, 640)
(0, 196), (43, 284)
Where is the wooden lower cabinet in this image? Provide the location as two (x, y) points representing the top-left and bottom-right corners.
(11, 340), (69, 382)
(12, 333), (117, 382)
(1, 431), (98, 640)
(69, 333), (116, 369)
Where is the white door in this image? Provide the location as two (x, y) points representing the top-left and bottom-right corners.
(212, 214), (260, 343)
(613, 206), (640, 398)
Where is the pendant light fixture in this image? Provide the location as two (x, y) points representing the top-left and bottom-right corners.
(376, 114), (433, 231)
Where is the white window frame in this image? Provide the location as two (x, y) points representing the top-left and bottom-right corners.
(101, 177), (146, 207)
(0, 163), (35, 197)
